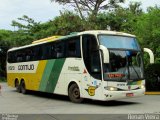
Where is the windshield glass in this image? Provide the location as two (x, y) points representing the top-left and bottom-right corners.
(103, 50), (144, 81)
(98, 35), (143, 81)
(99, 35), (140, 50)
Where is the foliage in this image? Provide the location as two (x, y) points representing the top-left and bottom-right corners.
(51, 11), (84, 35)
(0, 30), (13, 77)
(11, 15), (43, 45)
(145, 63), (160, 91)
(0, 77), (6, 82)
(134, 6), (160, 64)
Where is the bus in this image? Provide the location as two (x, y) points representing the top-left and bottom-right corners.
(7, 30), (154, 103)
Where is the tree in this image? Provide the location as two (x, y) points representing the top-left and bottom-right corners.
(134, 6), (160, 63)
(11, 15), (43, 45)
(128, 1), (142, 15)
(0, 30), (13, 77)
(102, 2), (143, 31)
(12, 15), (40, 31)
(51, 0), (125, 19)
(50, 11), (84, 35)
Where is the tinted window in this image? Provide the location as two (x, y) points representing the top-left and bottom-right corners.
(8, 52), (15, 63)
(55, 42), (65, 58)
(66, 37), (81, 58)
(7, 36), (81, 63)
(82, 35), (102, 80)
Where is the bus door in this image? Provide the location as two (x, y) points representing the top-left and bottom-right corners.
(82, 35), (103, 99)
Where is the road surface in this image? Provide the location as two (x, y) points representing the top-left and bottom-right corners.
(0, 82), (160, 120)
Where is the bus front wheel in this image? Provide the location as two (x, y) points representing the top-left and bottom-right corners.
(68, 83), (83, 103)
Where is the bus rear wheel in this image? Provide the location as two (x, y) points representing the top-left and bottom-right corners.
(15, 80), (21, 93)
(68, 83), (83, 103)
(20, 81), (27, 94)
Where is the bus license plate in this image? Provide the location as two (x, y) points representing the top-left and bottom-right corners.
(126, 93), (134, 97)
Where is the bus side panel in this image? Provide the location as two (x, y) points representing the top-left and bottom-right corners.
(7, 61), (47, 91)
(7, 73), (17, 87)
(38, 59), (66, 93)
(53, 58), (104, 100)
(53, 58), (83, 96)
(30, 60), (47, 91)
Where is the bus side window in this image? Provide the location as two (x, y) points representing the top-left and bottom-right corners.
(68, 40), (76, 57)
(55, 42), (65, 58)
(25, 49), (33, 61)
(48, 43), (56, 59)
(16, 51), (24, 62)
(35, 46), (43, 60)
(42, 43), (52, 59)
(50, 43), (57, 59)
(8, 52), (15, 63)
(67, 37), (81, 58)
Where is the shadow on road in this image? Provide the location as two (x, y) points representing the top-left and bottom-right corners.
(84, 99), (140, 107)
(11, 90), (140, 106)
(11, 89), (70, 102)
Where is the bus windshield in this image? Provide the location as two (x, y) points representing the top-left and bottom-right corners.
(99, 35), (140, 50)
(99, 35), (144, 81)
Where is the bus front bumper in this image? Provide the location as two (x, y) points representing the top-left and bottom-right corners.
(103, 88), (145, 101)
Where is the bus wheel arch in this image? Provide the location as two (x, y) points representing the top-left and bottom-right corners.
(20, 79), (27, 94)
(68, 82), (83, 103)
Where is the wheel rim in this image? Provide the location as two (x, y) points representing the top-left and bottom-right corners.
(72, 87), (80, 99)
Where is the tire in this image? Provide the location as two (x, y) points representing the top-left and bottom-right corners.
(68, 83), (83, 103)
(15, 80), (21, 93)
(20, 81), (27, 94)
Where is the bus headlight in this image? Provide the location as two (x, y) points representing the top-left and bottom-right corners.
(104, 86), (118, 91)
(140, 85), (145, 89)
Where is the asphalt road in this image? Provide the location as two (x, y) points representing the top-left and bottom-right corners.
(0, 82), (160, 120)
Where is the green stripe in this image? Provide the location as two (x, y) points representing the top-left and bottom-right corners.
(45, 59), (65, 93)
(39, 60), (56, 91)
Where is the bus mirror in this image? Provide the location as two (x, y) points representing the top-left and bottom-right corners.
(143, 48), (154, 64)
(99, 45), (109, 63)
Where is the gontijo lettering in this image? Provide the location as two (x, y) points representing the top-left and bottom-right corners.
(18, 64), (34, 70)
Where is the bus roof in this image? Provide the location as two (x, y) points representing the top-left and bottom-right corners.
(8, 30), (135, 52)
(32, 36), (62, 44)
(78, 30), (135, 37)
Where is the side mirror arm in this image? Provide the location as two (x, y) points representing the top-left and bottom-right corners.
(99, 45), (109, 63)
(143, 48), (154, 64)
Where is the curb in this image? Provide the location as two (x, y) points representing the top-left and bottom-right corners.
(145, 92), (160, 95)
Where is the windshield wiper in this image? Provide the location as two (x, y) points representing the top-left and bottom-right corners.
(129, 64), (140, 79)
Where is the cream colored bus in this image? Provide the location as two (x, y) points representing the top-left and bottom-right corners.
(7, 30), (154, 103)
